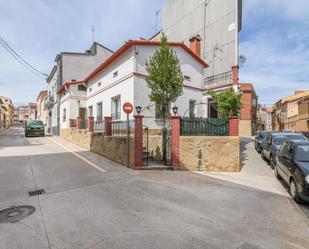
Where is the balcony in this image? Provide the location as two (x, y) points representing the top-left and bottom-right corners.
(204, 71), (232, 90)
(44, 95), (55, 109)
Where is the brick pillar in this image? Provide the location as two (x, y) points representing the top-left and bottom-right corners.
(104, 116), (112, 136)
(88, 117), (94, 133)
(171, 116), (180, 170)
(229, 116), (239, 136)
(77, 117), (82, 130)
(134, 115), (144, 170)
(232, 66), (239, 85)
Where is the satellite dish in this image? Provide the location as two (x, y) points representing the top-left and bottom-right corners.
(238, 55), (246, 66)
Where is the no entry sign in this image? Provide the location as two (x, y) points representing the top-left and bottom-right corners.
(123, 102), (133, 114)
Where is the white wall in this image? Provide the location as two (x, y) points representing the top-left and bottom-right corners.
(136, 45), (204, 89)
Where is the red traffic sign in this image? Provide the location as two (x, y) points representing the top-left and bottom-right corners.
(123, 102), (133, 114)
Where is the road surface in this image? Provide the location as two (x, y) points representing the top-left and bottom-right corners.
(0, 127), (308, 249)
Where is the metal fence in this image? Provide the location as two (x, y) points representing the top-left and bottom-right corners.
(181, 117), (229, 136)
(111, 120), (135, 136)
(94, 120), (104, 132)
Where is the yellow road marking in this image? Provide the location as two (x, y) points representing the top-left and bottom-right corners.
(47, 137), (106, 173)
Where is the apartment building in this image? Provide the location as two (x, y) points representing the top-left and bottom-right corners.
(272, 91), (309, 132)
(45, 42), (113, 135)
(36, 90), (48, 124)
(0, 96), (14, 128)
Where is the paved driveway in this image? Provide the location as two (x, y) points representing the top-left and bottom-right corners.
(0, 128), (308, 249)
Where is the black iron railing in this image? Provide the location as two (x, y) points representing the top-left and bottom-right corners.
(111, 120), (134, 136)
(94, 120), (104, 132)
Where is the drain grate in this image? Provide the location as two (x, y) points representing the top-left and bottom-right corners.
(29, 189), (45, 196)
(0, 205), (35, 223)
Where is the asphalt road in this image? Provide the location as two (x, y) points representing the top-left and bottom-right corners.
(0, 127), (308, 249)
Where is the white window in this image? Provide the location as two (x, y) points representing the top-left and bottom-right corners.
(88, 106), (93, 117)
(63, 108), (66, 122)
(97, 82), (101, 87)
(89, 87), (92, 93)
(189, 100), (196, 118)
(184, 75), (191, 81)
(97, 102), (103, 120)
(111, 95), (121, 120)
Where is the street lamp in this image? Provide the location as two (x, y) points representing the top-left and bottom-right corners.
(172, 106), (178, 116)
(135, 106), (142, 115)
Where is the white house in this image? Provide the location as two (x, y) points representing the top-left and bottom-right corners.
(46, 42), (113, 134)
(79, 40), (208, 129)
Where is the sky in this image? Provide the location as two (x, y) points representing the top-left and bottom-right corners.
(0, 0), (308, 107)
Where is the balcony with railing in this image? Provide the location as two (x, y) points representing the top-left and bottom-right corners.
(204, 71), (232, 90)
(44, 95), (55, 108)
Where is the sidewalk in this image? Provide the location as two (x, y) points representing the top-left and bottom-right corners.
(196, 137), (289, 196)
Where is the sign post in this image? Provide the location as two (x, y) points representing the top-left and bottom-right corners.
(123, 102), (133, 168)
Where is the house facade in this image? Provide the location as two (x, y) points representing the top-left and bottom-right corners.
(36, 90), (48, 124)
(45, 42), (113, 135)
(0, 96), (14, 128)
(58, 40), (208, 130)
(272, 91), (309, 132)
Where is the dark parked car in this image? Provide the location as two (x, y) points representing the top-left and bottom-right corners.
(274, 140), (309, 203)
(25, 120), (45, 137)
(255, 130), (272, 153)
(299, 131), (309, 139)
(261, 133), (307, 168)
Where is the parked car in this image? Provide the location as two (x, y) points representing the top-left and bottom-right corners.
(261, 133), (307, 168)
(255, 130), (272, 153)
(299, 131), (309, 139)
(274, 140), (309, 203)
(25, 120), (45, 137)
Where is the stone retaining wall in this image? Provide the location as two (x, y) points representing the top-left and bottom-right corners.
(180, 136), (240, 172)
(60, 129), (135, 168)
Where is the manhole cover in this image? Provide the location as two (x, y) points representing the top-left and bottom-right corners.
(0, 205), (35, 223)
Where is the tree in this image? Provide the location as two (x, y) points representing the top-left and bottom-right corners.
(145, 33), (184, 164)
(146, 33), (184, 120)
(208, 87), (242, 118)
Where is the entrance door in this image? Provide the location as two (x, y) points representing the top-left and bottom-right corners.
(79, 108), (86, 120)
(208, 98), (218, 118)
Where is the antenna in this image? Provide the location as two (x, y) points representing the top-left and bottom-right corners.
(155, 9), (161, 33)
(91, 25), (95, 43)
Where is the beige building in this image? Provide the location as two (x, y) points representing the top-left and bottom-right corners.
(36, 90), (48, 124)
(272, 91), (309, 132)
(0, 96), (14, 128)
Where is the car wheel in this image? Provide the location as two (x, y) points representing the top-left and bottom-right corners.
(270, 154), (276, 169)
(290, 179), (302, 203)
(273, 165), (281, 180)
(261, 150), (266, 160)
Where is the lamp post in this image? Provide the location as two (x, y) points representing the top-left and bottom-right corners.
(135, 106), (142, 115)
(172, 106), (178, 116)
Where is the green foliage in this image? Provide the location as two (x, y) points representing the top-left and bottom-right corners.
(146, 33), (184, 118)
(208, 87), (242, 118)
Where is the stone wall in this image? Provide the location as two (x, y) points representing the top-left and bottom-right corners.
(180, 136), (240, 172)
(90, 133), (135, 168)
(60, 129), (91, 150)
(60, 129), (135, 168)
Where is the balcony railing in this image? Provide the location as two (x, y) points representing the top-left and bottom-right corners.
(44, 95), (55, 108)
(204, 71), (232, 90)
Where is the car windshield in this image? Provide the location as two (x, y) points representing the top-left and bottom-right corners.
(260, 132), (267, 139)
(273, 134), (306, 145)
(295, 145), (309, 162)
(29, 120), (43, 125)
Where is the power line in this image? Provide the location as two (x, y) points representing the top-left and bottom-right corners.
(0, 41), (46, 80)
(0, 36), (48, 79)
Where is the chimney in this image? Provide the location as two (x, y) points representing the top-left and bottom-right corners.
(189, 35), (202, 57)
(232, 66), (239, 85)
